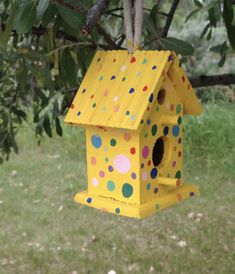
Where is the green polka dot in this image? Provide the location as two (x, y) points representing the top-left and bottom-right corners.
(141, 119), (144, 125)
(175, 170), (181, 179)
(110, 138), (116, 146)
(176, 104), (181, 114)
(146, 183), (151, 190)
(122, 183), (133, 198)
(177, 116), (182, 125)
(107, 180), (115, 191)
(92, 103), (96, 108)
(126, 111), (130, 115)
(151, 125), (157, 136)
(115, 208), (120, 214)
(155, 204), (160, 210)
(105, 157), (109, 163)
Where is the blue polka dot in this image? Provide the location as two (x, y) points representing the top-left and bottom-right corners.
(87, 197), (92, 203)
(172, 125), (180, 137)
(152, 65), (157, 70)
(91, 135), (102, 148)
(111, 75), (116, 80)
(154, 188), (158, 193)
(129, 88), (135, 94)
(77, 111), (81, 116)
(151, 168), (158, 179)
(163, 126), (169, 136)
(115, 208), (120, 214)
(149, 93), (154, 103)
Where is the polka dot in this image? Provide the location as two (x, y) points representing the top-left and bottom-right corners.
(142, 58), (147, 64)
(122, 183), (133, 198)
(91, 157), (96, 165)
(111, 75), (116, 80)
(154, 188), (158, 193)
(97, 58), (101, 62)
(172, 125), (180, 137)
(148, 160), (151, 166)
(141, 163), (144, 168)
(113, 96), (118, 102)
(87, 197), (92, 203)
(168, 54), (174, 61)
(113, 58), (116, 62)
(121, 65), (126, 71)
(163, 126), (169, 136)
(130, 56), (136, 63)
(147, 119), (151, 125)
(130, 115), (135, 121)
(110, 138), (117, 146)
(136, 71), (141, 77)
(105, 157), (109, 163)
(146, 183), (151, 190)
(113, 105), (120, 112)
(99, 170), (105, 178)
(107, 180), (115, 191)
(82, 88), (86, 94)
(175, 170), (181, 179)
(151, 168), (158, 179)
(149, 93), (154, 103)
(176, 104), (181, 114)
(170, 104), (174, 111)
(156, 106), (160, 112)
(189, 192), (195, 197)
(142, 146), (149, 159)
(126, 110), (130, 115)
(91, 135), (102, 148)
(142, 172), (147, 181)
(172, 161), (176, 167)
(177, 116), (182, 125)
(115, 208), (120, 214)
(122, 77), (126, 81)
(123, 132), (131, 141)
(92, 103), (96, 108)
(182, 76), (185, 82)
(70, 104), (74, 109)
(131, 172), (137, 179)
(141, 119), (144, 125)
(151, 125), (157, 136)
(77, 111), (81, 116)
(152, 65), (157, 70)
(178, 151), (182, 157)
(108, 165), (113, 172)
(130, 147), (136, 154)
(129, 88), (135, 94)
(103, 90), (109, 96)
(114, 154), (131, 174)
(143, 85), (148, 92)
(178, 137), (182, 144)
(92, 178), (98, 186)
(99, 75), (103, 81)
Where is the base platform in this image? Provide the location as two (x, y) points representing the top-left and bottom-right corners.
(74, 184), (199, 219)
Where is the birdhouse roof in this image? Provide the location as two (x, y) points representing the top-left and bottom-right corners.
(65, 50), (202, 130)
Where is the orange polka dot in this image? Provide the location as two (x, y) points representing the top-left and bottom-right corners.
(70, 104), (74, 109)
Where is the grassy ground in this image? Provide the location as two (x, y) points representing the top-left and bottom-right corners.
(0, 102), (235, 274)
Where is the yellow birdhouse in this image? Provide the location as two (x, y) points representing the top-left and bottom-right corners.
(64, 50), (202, 219)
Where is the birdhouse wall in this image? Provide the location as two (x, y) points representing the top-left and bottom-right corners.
(86, 126), (141, 204)
(139, 75), (183, 204)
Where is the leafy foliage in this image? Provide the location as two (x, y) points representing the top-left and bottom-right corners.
(0, 0), (234, 163)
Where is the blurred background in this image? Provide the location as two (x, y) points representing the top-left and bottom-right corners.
(0, 0), (235, 273)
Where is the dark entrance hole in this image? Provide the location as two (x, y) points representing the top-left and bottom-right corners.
(152, 137), (164, 166)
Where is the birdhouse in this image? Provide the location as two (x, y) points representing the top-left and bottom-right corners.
(64, 50), (202, 218)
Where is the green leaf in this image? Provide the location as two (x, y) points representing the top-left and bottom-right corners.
(208, 7), (217, 27)
(207, 28), (212, 40)
(163, 37), (194, 55)
(194, 0), (203, 8)
(200, 23), (211, 39)
(55, 117), (63, 137)
(1, 0), (17, 48)
(0, 157), (3, 165)
(56, 4), (84, 31)
(43, 114), (52, 138)
(150, 4), (159, 24)
(60, 49), (77, 86)
(42, 4), (57, 27)
(143, 13), (158, 35)
(185, 8), (201, 22)
(15, 1), (37, 34)
(223, 0), (235, 49)
(210, 44), (222, 53)
(36, 0), (49, 23)
(218, 53), (226, 67)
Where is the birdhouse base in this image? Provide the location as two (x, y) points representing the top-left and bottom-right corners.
(74, 184), (199, 219)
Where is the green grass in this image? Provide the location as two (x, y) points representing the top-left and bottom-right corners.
(0, 102), (235, 274)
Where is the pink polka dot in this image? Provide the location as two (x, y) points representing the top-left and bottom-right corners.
(142, 146), (149, 159)
(92, 178), (99, 186)
(99, 170), (105, 178)
(91, 157), (96, 165)
(172, 161), (176, 167)
(113, 154), (131, 174)
(123, 132), (131, 141)
(142, 172), (147, 181)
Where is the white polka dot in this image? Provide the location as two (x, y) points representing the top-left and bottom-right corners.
(120, 65), (126, 72)
(113, 96), (118, 102)
(113, 154), (131, 174)
(92, 178), (99, 186)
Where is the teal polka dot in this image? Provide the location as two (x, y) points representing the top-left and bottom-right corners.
(107, 180), (115, 191)
(176, 104), (181, 114)
(147, 119), (151, 125)
(177, 116), (182, 125)
(151, 125), (157, 136)
(146, 183), (151, 190)
(110, 138), (116, 146)
(115, 208), (120, 214)
(175, 170), (181, 179)
(126, 111), (130, 115)
(105, 157), (109, 163)
(122, 183), (133, 198)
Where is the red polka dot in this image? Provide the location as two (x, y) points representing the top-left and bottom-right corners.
(148, 160), (151, 166)
(130, 56), (136, 63)
(178, 151), (182, 157)
(147, 107), (150, 111)
(130, 147), (136, 154)
(172, 161), (176, 167)
(113, 58), (116, 62)
(178, 138), (182, 144)
(90, 94), (94, 99)
(182, 76), (185, 82)
(70, 104), (74, 109)
(143, 85), (148, 92)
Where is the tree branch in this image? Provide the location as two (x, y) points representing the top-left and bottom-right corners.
(161, 0), (180, 38)
(190, 74), (235, 88)
(81, 0), (112, 35)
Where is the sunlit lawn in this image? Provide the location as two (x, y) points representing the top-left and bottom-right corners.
(0, 102), (234, 274)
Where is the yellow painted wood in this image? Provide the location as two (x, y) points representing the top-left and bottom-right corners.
(64, 50), (202, 218)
